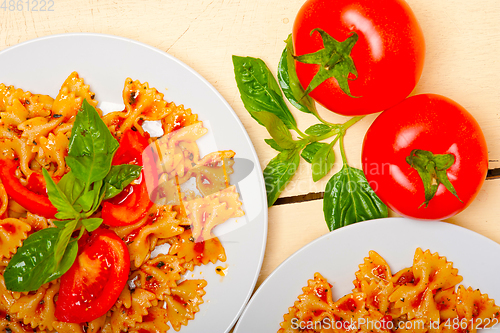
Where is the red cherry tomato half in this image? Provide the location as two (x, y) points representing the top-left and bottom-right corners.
(101, 129), (154, 226)
(55, 228), (130, 323)
(362, 94), (488, 220)
(293, 0), (425, 115)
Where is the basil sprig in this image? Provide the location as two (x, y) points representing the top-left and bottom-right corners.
(4, 99), (142, 292)
(233, 34), (387, 231)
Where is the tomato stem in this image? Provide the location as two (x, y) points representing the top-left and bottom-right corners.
(314, 111), (333, 126)
(293, 125), (308, 139)
(309, 115), (365, 143)
(339, 134), (348, 165)
(342, 116), (365, 131)
(406, 149), (462, 207)
(337, 116), (364, 165)
(311, 128), (339, 142)
(294, 29), (359, 98)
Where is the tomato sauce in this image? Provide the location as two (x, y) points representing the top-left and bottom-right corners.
(172, 115), (185, 132)
(123, 210), (160, 244)
(145, 276), (160, 292)
(20, 322), (36, 332)
(338, 298), (357, 312)
(412, 291), (425, 308)
(372, 294), (380, 309)
(142, 312), (155, 322)
(172, 294), (187, 307)
(0, 222), (16, 234)
(35, 299), (45, 315)
(215, 265), (228, 277)
(373, 265), (387, 280)
(396, 270), (415, 285)
(315, 287), (328, 303)
(436, 301), (448, 311)
(194, 241), (205, 259)
(313, 309), (325, 317)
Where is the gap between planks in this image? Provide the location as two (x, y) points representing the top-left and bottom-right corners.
(274, 168), (500, 206)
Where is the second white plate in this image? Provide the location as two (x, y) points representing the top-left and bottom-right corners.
(234, 217), (500, 332)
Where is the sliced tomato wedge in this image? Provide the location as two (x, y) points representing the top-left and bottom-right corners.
(101, 178), (153, 226)
(55, 228), (130, 323)
(112, 128), (150, 166)
(101, 129), (154, 226)
(26, 172), (48, 195)
(0, 159), (57, 219)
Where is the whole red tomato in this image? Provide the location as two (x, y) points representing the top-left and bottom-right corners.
(293, 0), (425, 116)
(362, 94), (488, 220)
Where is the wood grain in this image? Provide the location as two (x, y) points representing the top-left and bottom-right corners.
(1, 1), (500, 330)
(1, 2), (499, 199)
(260, 177), (500, 288)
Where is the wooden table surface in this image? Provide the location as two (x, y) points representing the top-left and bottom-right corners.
(2, 0), (500, 330)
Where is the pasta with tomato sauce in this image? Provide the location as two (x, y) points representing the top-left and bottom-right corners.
(279, 249), (500, 333)
(0, 72), (244, 332)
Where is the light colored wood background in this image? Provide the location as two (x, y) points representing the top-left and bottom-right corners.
(1, 0), (500, 330)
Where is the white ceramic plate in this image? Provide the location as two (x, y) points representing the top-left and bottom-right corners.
(234, 217), (500, 332)
(0, 33), (268, 333)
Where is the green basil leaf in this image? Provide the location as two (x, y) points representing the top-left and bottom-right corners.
(232, 55), (297, 130)
(323, 165), (387, 231)
(264, 139), (284, 152)
(61, 237), (79, 271)
(278, 34), (317, 115)
(263, 149), (300, 207)
(57, 171), (85, 208)
(4, 228), (78, 292)
(82, 217), (103, 232)
(54, 219), (78, 264)
(71, 180), (103, 215)
(75, 192), (94, 213)
(66, 99), (120, 185)
(311, 143), (335, 182)
(305, 124), (332, 137)
(53, 220), (70, 229)
(42, 169), (80, 220)
(90, 180), (106, 214)
(103, 164), (142, 200)
(301, 142), (327, 163)
(253, 111), (296, 150)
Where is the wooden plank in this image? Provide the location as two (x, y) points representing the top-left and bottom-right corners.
(2, 2), (500, 332)
(1, 0), (499, 280)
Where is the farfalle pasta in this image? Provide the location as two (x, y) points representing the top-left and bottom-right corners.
(279, 249), (500, 333)
(0, 72), (244, 332)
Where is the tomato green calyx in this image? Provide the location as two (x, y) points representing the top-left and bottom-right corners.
(294, 29), (359, 98)
(406, 149), (462, 208)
